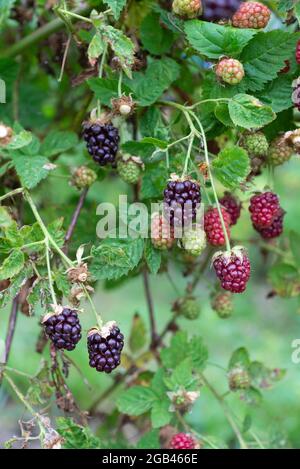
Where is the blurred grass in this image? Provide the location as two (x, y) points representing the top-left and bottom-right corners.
(1, 158), (300, 447)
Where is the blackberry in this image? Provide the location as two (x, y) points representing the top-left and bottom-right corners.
(232, 2), (271, 29)
(71, 166), (97, 190)
(170, 433), (198, 450)
(202, 0), (241, 21)
(241, 131), (269, 157)
(82, 121), (119, 167)
(211, 291), (233, 318)
(117, 155), (143, 184)
(151, 213), (175, 250)
(42, 307), (82, 351)
(254, 209), (285, 239)
(268, 137), (293, 166)
(172, 0), (203, 18)
(215, 58), (244, 85)
(228, 367), (251, 391)
(220, 193), (241, 226)
(249, 191), (280, 228)
(163, 175), (201, 227)
(204, 207), (231, 246)
(181, 224), (206, 256)
(213, 248), (251, 293)
(87, 321), (124, 373)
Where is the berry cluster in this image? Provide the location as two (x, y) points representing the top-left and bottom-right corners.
(43, 307), (82, 351)
(215, 58), (244, 85)
(211, 291), (233, 318)
(268, 136), (293, 166)
(204, 207), (231, 246)
(117, 155), (143, 184)
(253, 209), (285, 239)
(169, 433), (198, 450)
(178, 297), (201, 320)
(181, 225), (206, 256)
(172, 0), (203, 18)
(249, 191), (280, 229)
(228, 367), (251, 391)
(151, 213), (175, 250)
(220, 193), (241, 226)
(71, 166), (97, 190)
(82, 121), (119, 167)
(232, 2), (271, 29)
(163, 176), (201, 227)
(87, 322), (124, 373)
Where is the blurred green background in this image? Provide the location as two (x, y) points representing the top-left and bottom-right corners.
(1, 157), (300, 448)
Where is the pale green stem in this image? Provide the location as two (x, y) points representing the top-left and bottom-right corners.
(182, 133), (195, 177)
(188, 98), (230, 109)
(45, 239), (57, 306)
(57, 8), (92, 23)
(97, 43), (108, 118)
(118, 70), (123, 97)
(0, 187), (24, 202)
(83, 285), (103, 330)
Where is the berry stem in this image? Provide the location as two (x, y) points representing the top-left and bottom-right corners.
(56, 8), (93, 23)
(188, 98), (231, 109)
(182, 133), (194, 177)
(189, 110), (231, 252)
(117, 70), (123, 97)
(45, 238), (57, 306)
(83, 285), (103, 330)
(97, 43), (108, 118)
(25, 191), (73, 268)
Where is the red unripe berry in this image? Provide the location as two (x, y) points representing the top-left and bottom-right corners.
(253, 209), (285, 239)
(296, 40), (300, 65)
(204, 207), (231, 246)
(232, 2), (271, 29)
(213, 250), (251, 293)
(170, 433), (197, 450)
(220, 193), (241, 226)
(249, 191), (280, 228)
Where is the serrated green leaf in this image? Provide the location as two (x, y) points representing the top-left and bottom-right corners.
(257, 75), (293, 113)
(188, 336), (209, 371)
(90, 237), (144, 280)
(0, 206), (14, 229)
(161, 331), (189, 369)
(150, 398), (171, 428)
(57, 417), (101, 449)
(214, 103), (234, 127)
(228, 94), (275, 129)
(164, 358), (195, 390)
(11, 153), (51, 189)
(140, 137), (168, 149)
(240, 31), (300, 92)
(40, 130), (78, 157)
(100, 25), (135, 77)
(103, 0), (126, 19)
(140, 12), (174, 55)
(117, 386), (156, 415)
(88, 33), (104, 61)
(212, 146), (250, 189)
(87, 77), (132, 106)
(184, 20), (256, 59)
(5, 130), (32, 150)
(0, 249), (24, 280)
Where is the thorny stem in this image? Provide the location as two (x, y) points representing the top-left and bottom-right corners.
(200, 373), (248, 449)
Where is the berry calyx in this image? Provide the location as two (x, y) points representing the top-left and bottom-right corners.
(117, 154), (144, 184)
(219, 193), (241, 226)
(151, 213), (175, 250)
(71, 166), (97, 190)
(213, 248), (251, 293)
(163, 174), (201, 227)
(241, 131), (269, 157)
(172, 0), (203, 19)
(267, 136), (293, 166)
(296, 40), (300, 64)
(228, 367), (251, 391)
(82, 120), (119, 167)
(211, 291), (233, 318)
(232, 2), (271, 29)
(177, 296), (201, 320)
(249, 191), (281, 228)
(181, 225), (206, 256)
(111, 95), (136, 117)
(204, 207), (231, 247)
(87, 321), (124, 373)
(253, 208), (285, 239)
(169, 433), (198, 450)
(215, 58), (244, 85)
(42, 306), (82, 351)
(202, 0), (242, 21)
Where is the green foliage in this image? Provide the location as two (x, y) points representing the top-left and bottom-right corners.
(212, 146), (250, 189)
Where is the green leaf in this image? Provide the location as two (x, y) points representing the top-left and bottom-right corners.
(0, 206), (14, 229)
(151, 398), (172, 428)
(144, 240), (161, 274)
(161, 331), (189, 369)
(100, 25), (135, 77)
(90, 237), (144, 280)
(103, 0), (126, 19)
(129, 313), (147, 353)
(268, 262), (300, 298)
(56, 417), (101, 449)
(239, 387), (263, 406)
(137, 430), (160, 449)
(122, 141), (155, 159)
(140, 137), (168, 149)
(240, 31), (300, 92)
(0, 249), (24, 280)
(228, 94), (275, 129)
(117, 386), (156, 415)
(188, 336), (209, 371)
(228, 347), (251, 370)
(40, 130), (78, 157)
(184, 20), (256, 59)
(5, 129), (32, 150)
(140, 106), (169, 140)
(11, 153), (51, 189)
(88, 33), (104, 61)
(87, 77), (132, 106)
(164, 358), (195, 390)
(212, 146), (250, 189)
(215, 103), (234, 127)
(127, 57), (180, 106)
(140, 13), (174, 55)
(257, 75), (293, 113)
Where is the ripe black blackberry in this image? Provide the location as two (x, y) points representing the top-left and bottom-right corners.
(82, 121), (119, 167)
(87, 321), (124, 373)
(163, 176), (201, 227)
(42, 307), (82, 351)
(202, 0), (241, 21)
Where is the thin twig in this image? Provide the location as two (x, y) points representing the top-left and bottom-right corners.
(2, 296), (19, 365)
(142, 268), (158, 348)
(63, 188), (89, 254)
